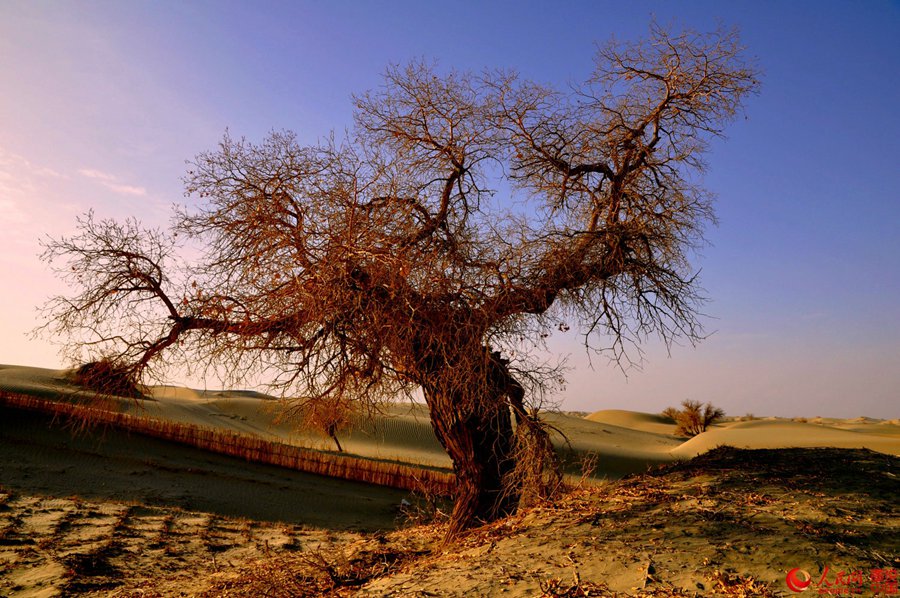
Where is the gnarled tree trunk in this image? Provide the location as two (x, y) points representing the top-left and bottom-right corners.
(422, 383), (518, 536)
(417, 346), (536, 536)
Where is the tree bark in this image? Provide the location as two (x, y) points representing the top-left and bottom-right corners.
(419, 349), (522, 536)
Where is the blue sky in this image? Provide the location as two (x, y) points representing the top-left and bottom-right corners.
(1, 1), (898, 417)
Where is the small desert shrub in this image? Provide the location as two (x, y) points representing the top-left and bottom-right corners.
(280, 397), (351, 452)
(662, 400), (725, 437)
(577, 452), (599, 484)
(708, 569), (779, 597)
(68, 358), (142, 398)
(540, 576), (612, 596)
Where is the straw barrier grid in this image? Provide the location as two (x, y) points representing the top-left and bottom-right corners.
(0, 390), (456, 495)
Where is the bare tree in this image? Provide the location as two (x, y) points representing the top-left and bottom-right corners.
(40, 25), (758, 535)
(289, 394), (353, 453)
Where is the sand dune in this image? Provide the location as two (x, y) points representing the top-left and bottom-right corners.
(585, 408), (680, 436)
(829, 420), (900, 436)
(2, 364), (897, 481)
(0, 408), (406, 529)
(671, 419), (900, 458)
(147, 384), (203, 401)
(543, 411), (681, 476)
(0, 365), (86, 399)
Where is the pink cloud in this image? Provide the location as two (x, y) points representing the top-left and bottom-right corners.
(78, 168), (147, 196)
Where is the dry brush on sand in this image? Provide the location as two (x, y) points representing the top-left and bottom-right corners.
(661, 400), (726, 438)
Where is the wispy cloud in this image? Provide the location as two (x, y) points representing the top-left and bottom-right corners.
(0, 145), (78, 255)
(0, 149), (64, 181)
(77, 168), (116, 181)
(0, 149), (48, 227)
(106, 183), (148, 196)
(0, 197), (29, 225)
(78, 168), (147, 196)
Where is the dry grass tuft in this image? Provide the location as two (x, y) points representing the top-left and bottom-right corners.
(397, 476), (453, 526)
(539, 575), (612, 596)
(202, 541), (432, 597)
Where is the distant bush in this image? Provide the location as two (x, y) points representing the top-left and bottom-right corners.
(662, 400), (725, 437)
(68, 358), (143, 398)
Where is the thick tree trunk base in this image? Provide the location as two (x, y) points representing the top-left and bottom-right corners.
(422, 385), (518, 537)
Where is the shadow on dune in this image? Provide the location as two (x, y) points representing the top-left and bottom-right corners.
(0, 407), (408, 531)
(654, 445), (898, 504)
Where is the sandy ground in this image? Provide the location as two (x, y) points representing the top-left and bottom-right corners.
(0, 491), (362, 598)
(0, 408), (408, 597)
(1, 364), (898, 596)
(203, 447), (900, 597)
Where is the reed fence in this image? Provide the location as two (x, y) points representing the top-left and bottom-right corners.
(0, 390), (455, 495)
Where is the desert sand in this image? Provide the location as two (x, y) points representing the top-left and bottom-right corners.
(1, 363), (897, 596)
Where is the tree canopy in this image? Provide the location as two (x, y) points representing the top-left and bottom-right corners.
(41, 24), (759, 534)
